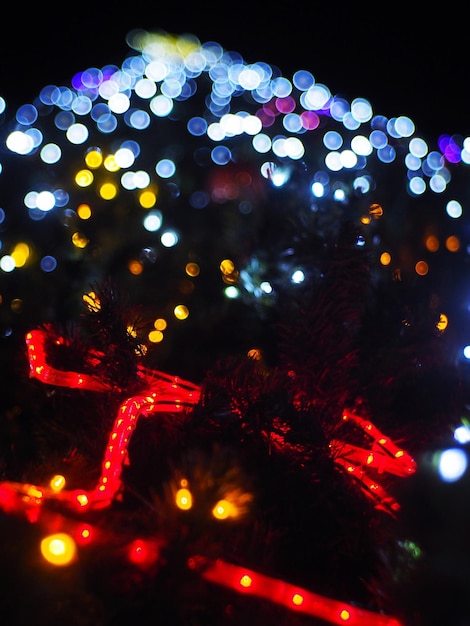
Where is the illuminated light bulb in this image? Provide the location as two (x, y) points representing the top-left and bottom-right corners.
(40, 533), (77, 566)
(175, 487), (192, 510)
(84, 147), (103, 168)
(247, 348), (262, 360)
(75, 524), (92, 545)
(174, 304), (189, 320)
(369, 203), (383, 218)
(99, 182), (118, 200)
(154, 318), (167, 330)
(292, 593), (304, 606)
(77, 203), (92, 219)
(436, 313), (448, 332)
(395, 450), (404, 459)
(239, 574), (252, 588)
(436, 448), (468, 482)
(220, 259), (235, 275)
(11, 242), (30, 267)
(128, 539), (158, 567)
(185, 262), (200, 277)
(71, 232), (89, 248)
(380, 251), (391, 266)
(212, 499), (236, 520)
(128, 259), (144, 275)
(103, 155), (119, 171)
(454, 424), (470, 444)
(83, 291), (101, 312)
(75, 169), (94, 187)
(415, 260), (429, 276)
(49, 474), (66, 492)
(26, 485), (43, 499)
(425, 234), (439, 252)
(445, 235), (460, 252)
(148, 329), (164, 343)
(139, 189), (157, 208)
(339, 608), (351, 621)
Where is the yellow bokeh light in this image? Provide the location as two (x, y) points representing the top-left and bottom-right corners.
(77, 203), (92, 219)
(85, 147), (103, 168)
(128, 259), (144, 275)
(49, 475), (66, 492)
(446, 235), (460, 252)
(11, 242), (30, 267)
(247, 348), (262, 360)
(436, 313), (448, 332)
(175, 487), (192, 510)
(99, 182), (118, 200)
(185, 262), (200, 277)
(139, 190), (157, 209)
(212, 499), (237, 520)
(83, 291), (101, 312)
(75, 169), (94, 187)
(154, 318), (167, 330)
(239, 574), (252, 588)
(380, 251), (391, 266)
(339, 608), (351, 621)
(71, 232), (89, 248)
(148, 329), (164, 343)
(174, 304), (189, 320)
(220, 259), (235, 274)
(360, 215), (372, 225)
(415, 260), (429, 276)
(103, 155), (120, 171)
(292, 593), (304, 606)
(40, 533), (77, 566)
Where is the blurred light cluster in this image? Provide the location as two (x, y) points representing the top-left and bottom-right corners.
(0, 29), (469, 353)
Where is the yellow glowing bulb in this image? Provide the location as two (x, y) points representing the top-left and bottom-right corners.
(212, 499), (236, 520)
(75, 169), (94, 187)
(220, 259), (235, 274)
(175, 487), (192, 510)
(11, 242), (30, 267)
(174, 304), (189, 320)
(185, 262), (200, 277)
(292, 593), (304, 606)
(380, 251), (391, 266)
(239, 574), (252, 588)
(139, 190), (157, 208)
(103, 155), (120, 171)
(85, 148), (103, 168)
(154, 318), (167, 330)
(71, 232), (89, 248)
(99, 182), (118, 200)
(77, 203), (92, 219)
(49, 474), (66, 492)
(436, 313), (448, 331)
(83, 291), (101, 312)
(148, 330), (164, 343)
(40, 533), (77, 566)
(339, 608), (351, 621)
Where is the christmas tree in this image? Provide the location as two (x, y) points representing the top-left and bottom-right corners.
(0, 29), (469, 626)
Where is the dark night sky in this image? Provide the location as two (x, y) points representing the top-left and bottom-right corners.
(0, 6), (469, 141)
